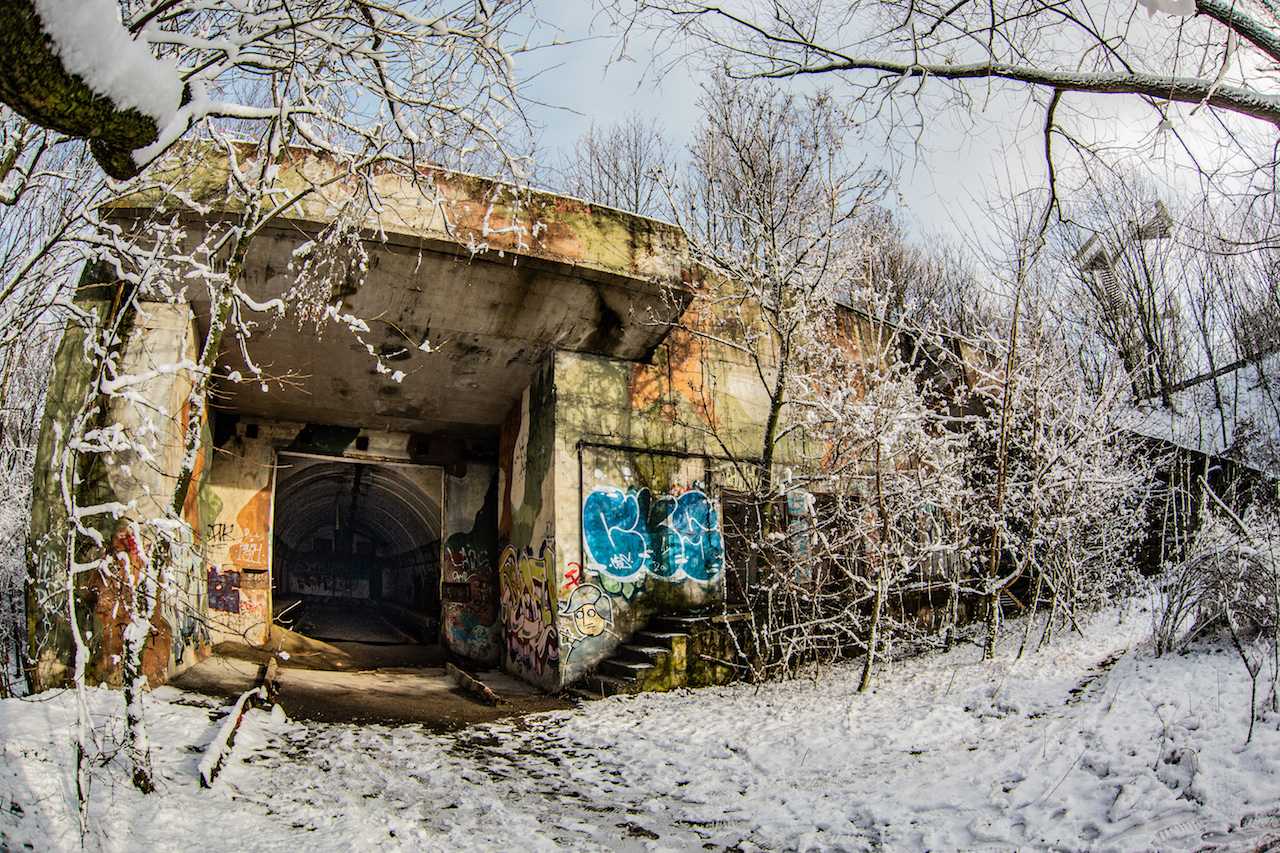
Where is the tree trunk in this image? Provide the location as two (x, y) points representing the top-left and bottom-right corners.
(0, 0), (164, 178)
(860, 573), (885, 693)
(985, 289), (1020, 660)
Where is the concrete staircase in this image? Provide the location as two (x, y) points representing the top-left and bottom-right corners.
(579, 613), (748, 697)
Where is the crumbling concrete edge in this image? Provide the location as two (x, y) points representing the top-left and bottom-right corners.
(445, 662), (503, 707)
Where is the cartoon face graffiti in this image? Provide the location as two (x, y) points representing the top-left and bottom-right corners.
(560, 584), (612, 640)
(575, 601), (606, 637)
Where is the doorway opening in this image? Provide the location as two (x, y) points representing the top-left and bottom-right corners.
(272, 454), (444, 664)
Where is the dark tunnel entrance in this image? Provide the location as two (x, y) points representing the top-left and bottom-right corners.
(272, 454), (443, 650)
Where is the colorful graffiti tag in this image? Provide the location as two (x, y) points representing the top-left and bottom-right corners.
(448, 610), (492, 650)
(582, 487), (723, 582)
(499, 542), (559, 677)
(444, 544), (498, 625)
(207, 566), (241, 613)
(787, 488), (816, 576)
(228, 485), (271, 570)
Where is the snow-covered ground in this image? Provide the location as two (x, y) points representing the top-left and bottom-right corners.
(2, 603), (1278, 852)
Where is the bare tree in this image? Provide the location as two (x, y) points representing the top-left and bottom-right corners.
(803, 298), (970, 687)
(674, 75), (887, 492)
(611, 0), (1280, 190)
(0, 0), (538, 178)
(956, 284), (1156, 658)
(0, 326), (59, 698)
(1060, 174), (1183, 406)
(845, 208), (986, 335)
(1152, 502), (1280, 743)
(559, 112), (673, 217)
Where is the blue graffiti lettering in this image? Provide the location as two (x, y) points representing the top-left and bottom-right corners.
(582, 487), (654, 581)
(584, 487), (723, 582)
(658, 490), (723, 581)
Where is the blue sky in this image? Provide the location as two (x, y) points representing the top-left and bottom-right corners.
(517, 1), (1028, 245)
(514, 1), (1241, 250)
(520, 3), (701, 159)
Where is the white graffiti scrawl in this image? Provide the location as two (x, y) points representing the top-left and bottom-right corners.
(582, 486), (723, 582)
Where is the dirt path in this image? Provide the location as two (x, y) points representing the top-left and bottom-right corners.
(171, 633), (576, 729)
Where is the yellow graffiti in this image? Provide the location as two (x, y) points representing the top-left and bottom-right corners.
(499, 542), (558, 674)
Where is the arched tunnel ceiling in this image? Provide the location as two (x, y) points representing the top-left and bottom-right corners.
(274, 458), (441, 557)
(193, 225), (692, 438)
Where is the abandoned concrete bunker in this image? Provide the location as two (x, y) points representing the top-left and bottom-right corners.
(29, 154), (824, 697)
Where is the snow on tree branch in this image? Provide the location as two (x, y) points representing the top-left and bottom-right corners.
(617, 0), (1280, 147)
(0, 0), (538, 179)
(34, 0), (183, 132)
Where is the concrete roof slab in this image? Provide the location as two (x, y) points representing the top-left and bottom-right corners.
(121, 156), (692, 436)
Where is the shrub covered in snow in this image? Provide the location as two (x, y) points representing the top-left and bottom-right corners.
(0, 333), (58, 698)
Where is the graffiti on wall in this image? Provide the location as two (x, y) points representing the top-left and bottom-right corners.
(228, 485), (271, 570)
(170, 529), (211, 667)
(172, 612), (210, 665)
(557, 583), (617, 663)
(448, 610), (492, 651)
(582, 487), (724, 582)
(499, 541), (558, 676)
(444, 544), (498, 625)
(208, 566), (241, 613)
(239, 589), (267, 622)
(445, 544), (485, 580)
(290, 561), (370, 599)
(787, 489), (816, 569)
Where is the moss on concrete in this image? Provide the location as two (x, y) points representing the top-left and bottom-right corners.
(112, 147), (690, 288)
(26, 291), (134, 689)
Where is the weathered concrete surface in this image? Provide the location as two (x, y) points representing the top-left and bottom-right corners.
(201, 225), (689, 438)
(440, 465), (500, 665)
(550, 350), (729, 687)
(123, 148), (688, 281)
(115, 150), (694, 439)
(27, 299), (214, 690)
(496, 361), (559, 690)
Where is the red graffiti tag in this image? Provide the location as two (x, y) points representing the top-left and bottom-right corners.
(564, 561), (583, 590)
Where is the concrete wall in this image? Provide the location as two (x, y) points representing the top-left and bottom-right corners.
(552, 350), (731, 685)
(441, 464), (500, 665)
(28, 299), (213, 689)
(497, 361), (560, 689)
(129, 148), (689, 285)
(203, 419), (285, 645)
(115, 303), (214, 684)
(536, 309), (902, 687)
(30, 166), (947, 697)
(493, 340), (770, 689)
(475, 332), (803, 689)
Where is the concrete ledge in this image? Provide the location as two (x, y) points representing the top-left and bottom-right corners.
(446, 662), (503, 706)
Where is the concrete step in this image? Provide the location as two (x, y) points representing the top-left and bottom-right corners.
(619, 645), (669, 663)
(579, 673), (643, 698)
(600, 658), (654, 681)
(634, 630), (687, 649)
(650, 615), (712, 633)
(571, 613), (746, 696)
